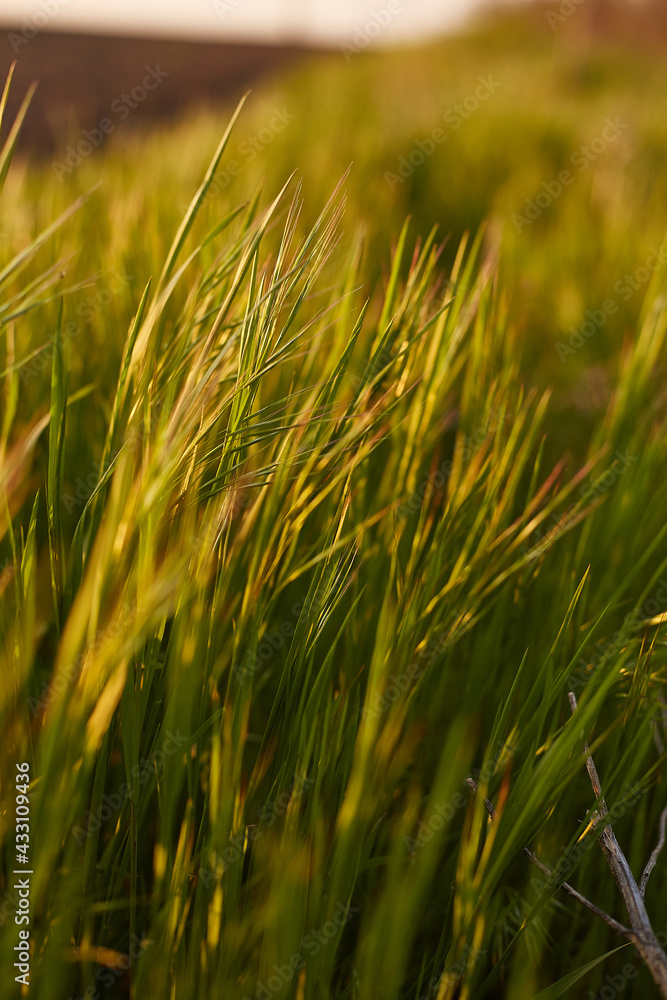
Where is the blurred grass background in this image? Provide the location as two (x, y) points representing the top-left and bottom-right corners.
(6, 2), (667, 462)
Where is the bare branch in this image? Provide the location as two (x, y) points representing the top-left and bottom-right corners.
(640, 805), (667, 897)
(464, 777), (633, 939)
(568, 692), (667, 997)
(568, 690), (607, 814)
(466, 699), (667, 995)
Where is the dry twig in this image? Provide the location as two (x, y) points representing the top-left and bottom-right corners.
(640, 805), (667, 898)
(465, 776), (632, 939)
(467, 696), (667, 997)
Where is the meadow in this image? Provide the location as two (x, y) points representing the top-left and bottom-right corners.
(2, 6), (667, 999)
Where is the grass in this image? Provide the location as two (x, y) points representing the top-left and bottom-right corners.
(1, 8), (667, 999)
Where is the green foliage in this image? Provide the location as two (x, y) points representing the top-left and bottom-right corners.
(1, 13), (667, 1000)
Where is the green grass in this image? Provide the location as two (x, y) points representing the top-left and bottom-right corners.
(1, 10), (667, 999)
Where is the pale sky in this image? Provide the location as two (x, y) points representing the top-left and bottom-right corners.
(0, 0), (512, 45)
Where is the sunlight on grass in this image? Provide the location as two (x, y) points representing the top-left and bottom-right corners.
(1, 13), (667, 999)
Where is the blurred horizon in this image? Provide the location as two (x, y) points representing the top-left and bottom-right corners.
(0, 0), (524, 46)
(3, 0), (666, 158)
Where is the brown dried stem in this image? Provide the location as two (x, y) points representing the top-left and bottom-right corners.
(465, 777), (632, 939)
(568, 692), (667, 998)
(467, 695), (667, 999)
